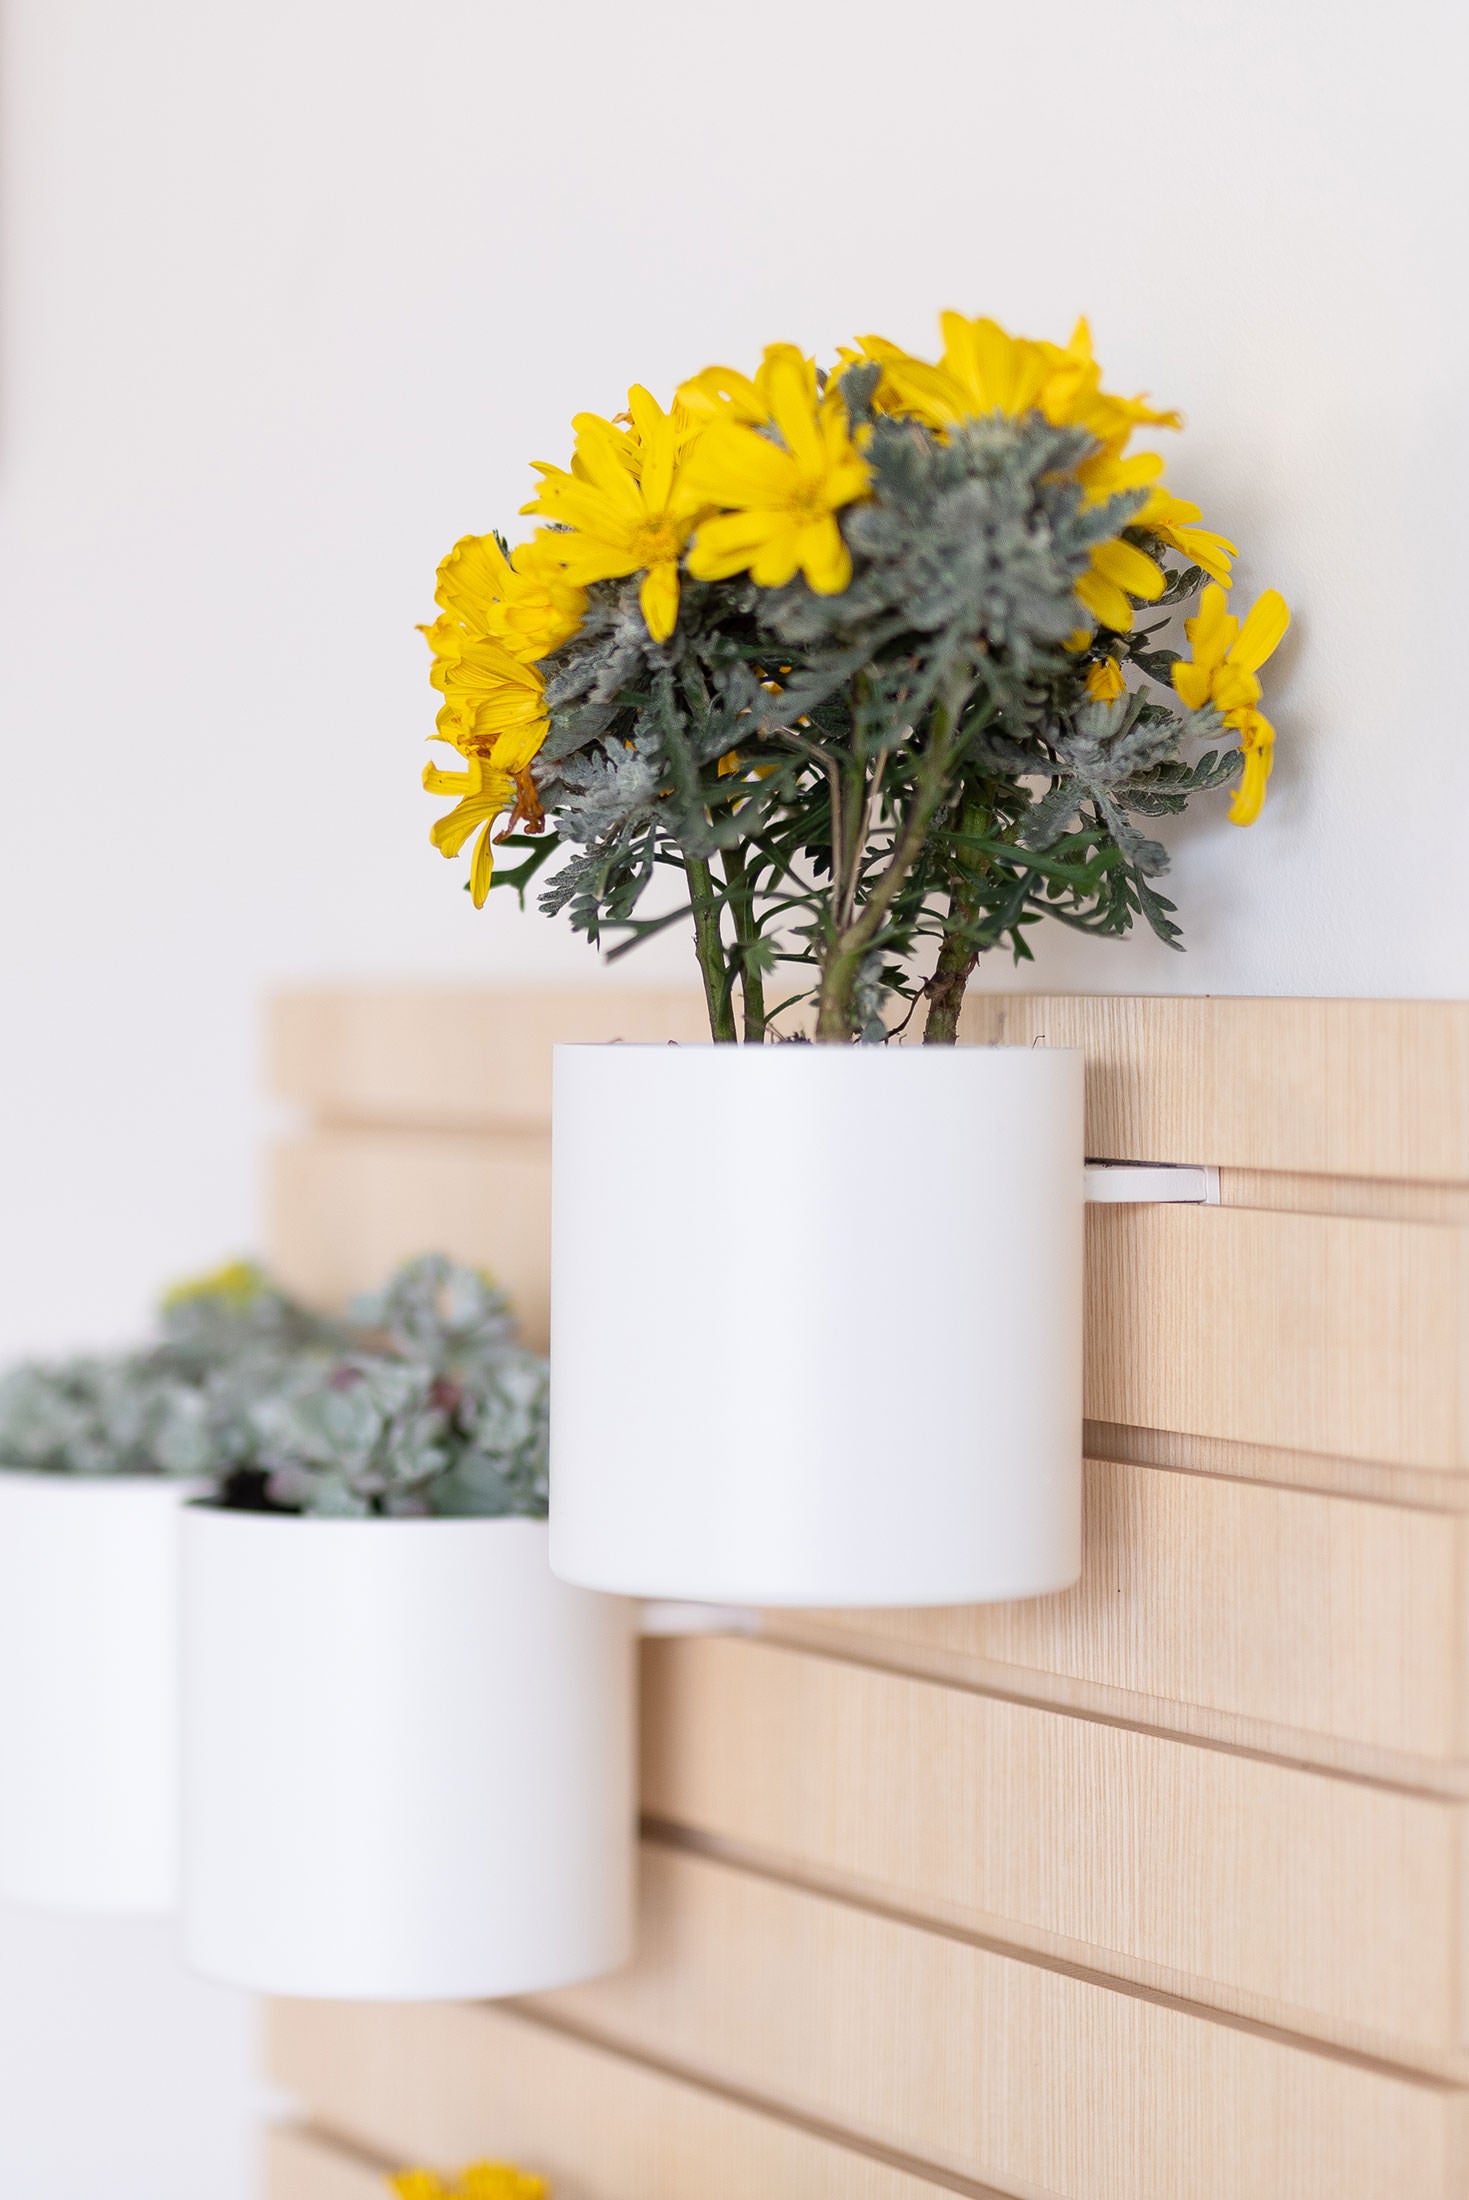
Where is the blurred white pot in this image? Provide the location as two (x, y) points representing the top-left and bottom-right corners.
(549, 1041), (1085, 1608)
(181, 1510), (635, 2000)
(0, 1469), (195, 1914)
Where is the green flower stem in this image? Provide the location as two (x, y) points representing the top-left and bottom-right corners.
(923, 796), (991, 1044)
(686, 855), (737, 1043)
(721, 845), (767, 1044)
(815, 703), (962, 1042)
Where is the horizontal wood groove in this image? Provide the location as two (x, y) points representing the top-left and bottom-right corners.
(641, 1635), (1464, 2064)
(1218, 1168), (1469, 1225)
(765, 1454), (1466, 1776)
(501, 2000), (1017, 2200)
(751, 1618), (1461, 1800)
(1085, 1203), (1467, 1470)
(272, 989), (1469, 1187)
(1087, 1419), (1469, 1509)
(754, 1630), (1468, 1798)
(960, 994), (1469, 1184)
(528, 1845), (1466, 2200)
(270, 1998), (982, 2200)
(637, 1823), (1464, 2085)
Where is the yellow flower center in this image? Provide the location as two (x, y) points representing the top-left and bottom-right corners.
(631, 515), (686, 567)
(787, 474), (833, 521)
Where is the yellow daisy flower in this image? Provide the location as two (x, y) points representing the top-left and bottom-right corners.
(1171, 583), (1291, 825)
(676, 341), (818, 427)
(1133, 484), (1236, 588)
(159, 1259), (268, 1311)
(389, 2162), (548, 2200)
(845, 313), (1203, 633)
(523, 387), (703, 643)
(420, 532), (581, 857)
(425, 748), (543, 907)
(459, 2167), (548, 2200)
(682, 352), (871, 594)
(1084, 658), (1127, 702)
(433, 531), (586, 664)
(423, 627), (549, 767)
(846, 314), (1179, 444)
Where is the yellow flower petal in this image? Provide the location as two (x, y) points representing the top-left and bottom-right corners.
(1182, 584), (1238, 674)
(1225, 707), (1275, 825)
(1170, 659), (1214, 710)
(639, 559), (680, 642)
(1229, 588), (1290, 673)
(469, 818), (497, 907)
(796, 516), (852, 594)
(1089, 536), (1166, 602)
(1075, 566), (1134, 634)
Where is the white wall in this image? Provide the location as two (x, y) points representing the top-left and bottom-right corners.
(0, 1), (1464, 2192)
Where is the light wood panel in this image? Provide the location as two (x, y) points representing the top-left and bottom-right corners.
(1086, 1203), (1467, 1469)
(266, 2127), (389, 2200)
(262, 987), (1469, 2197)
(270, 988), (1469, 1184)
(959, 994), (1469, 1183)
(268, 1130), (553, 1351)
(641, 1634), (1462, 2064)
(269, 1999), (976, 2200)
(270, 987), (710, 1132)
(532, 1842), (1464, 2200)
(773, 1457), (1466, 1774)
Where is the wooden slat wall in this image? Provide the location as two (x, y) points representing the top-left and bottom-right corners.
(262, 987), (1469, 2200)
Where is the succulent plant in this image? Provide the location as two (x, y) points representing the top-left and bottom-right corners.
(0, 1253), (548, 1521)
(250, 1255), (549, 1519)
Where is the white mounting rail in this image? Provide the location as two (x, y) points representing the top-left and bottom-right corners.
(640, 1601), (761, 1638)
(1084, 1161), (1219, 1204)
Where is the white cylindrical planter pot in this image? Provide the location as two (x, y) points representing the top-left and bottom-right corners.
(182, 1511), (635, 2000)
(550, 1043), (1085, 1607)
(0, 1469), (195, 1914)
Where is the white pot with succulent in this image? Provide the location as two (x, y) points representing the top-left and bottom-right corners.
(0, 1263), (325, 1914)
(418, 314), (1287, 1607)
(181, 1256), (635, 2002)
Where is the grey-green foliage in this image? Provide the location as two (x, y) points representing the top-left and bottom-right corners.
(249, 1254), (549, 1520)
(0, 1266), (340, 1481)
(503, 384), (1240, 1045)
(0, 1255), (548, 1522)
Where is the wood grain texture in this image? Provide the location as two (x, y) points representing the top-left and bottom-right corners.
(1085, 1204), (1468, 1469)
(770, 1457), (1466, 1773)
(268, 1999), (977, 2200)
(271, 988), (1469, 1185)
(960, 993), (1469, 1183)
(268, 1130), (553, 1351)
(265, 2127), (390, 2200)
(531, 1842), (1465, 2200)
(1218, 1169), (1469, 1225)
(269, 987), (709, 1131)
(641, 1635), (1463, 2064)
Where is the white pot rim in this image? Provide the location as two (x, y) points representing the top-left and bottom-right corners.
(553, 1040), (1083, 1058)
(0, 1465), (199, 1497)
(184, 1501), (549, 1534)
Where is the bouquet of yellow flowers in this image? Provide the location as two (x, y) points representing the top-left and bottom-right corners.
(423, 313), (1288, 1043)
